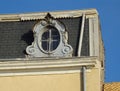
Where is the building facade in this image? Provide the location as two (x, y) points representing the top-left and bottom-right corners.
(0, 9), (104, 91)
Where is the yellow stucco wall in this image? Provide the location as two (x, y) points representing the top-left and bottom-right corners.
(0, 68), (101, 91)
(86, 69), (101, 91)
(0, 73), (80, 91)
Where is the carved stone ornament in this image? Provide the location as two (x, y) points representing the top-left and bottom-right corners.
(26, 14), (73, 57)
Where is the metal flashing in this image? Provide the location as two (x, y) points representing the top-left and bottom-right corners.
(0, 9), (98, 22)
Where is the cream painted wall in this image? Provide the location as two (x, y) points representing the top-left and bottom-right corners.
(86, 69), (101, 91)
(0, 73), (80, 91)
(0, 68), (101, 91)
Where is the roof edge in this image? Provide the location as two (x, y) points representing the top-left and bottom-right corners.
(0, 9), (98, 21)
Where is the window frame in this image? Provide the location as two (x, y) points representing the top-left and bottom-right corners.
(38, 25), (61, 54)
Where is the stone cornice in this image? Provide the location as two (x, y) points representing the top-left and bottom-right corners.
(0, 57), (97, 76)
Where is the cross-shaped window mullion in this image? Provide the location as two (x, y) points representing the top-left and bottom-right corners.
(41, 26), (60, 53)
(48, 29), (52, 53)
(52, 40), (58, 42)
(42, 39), (58, 41)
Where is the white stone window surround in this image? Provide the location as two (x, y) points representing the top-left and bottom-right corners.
(37, 21), (62, 54)
(26, 15), (73, 57)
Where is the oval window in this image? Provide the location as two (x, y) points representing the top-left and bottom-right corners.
(41, 26), (60, 53)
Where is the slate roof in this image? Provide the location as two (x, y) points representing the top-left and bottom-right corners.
(104, 82), (120, 91)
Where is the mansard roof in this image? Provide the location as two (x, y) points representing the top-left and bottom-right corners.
(0, 8), (104, 60)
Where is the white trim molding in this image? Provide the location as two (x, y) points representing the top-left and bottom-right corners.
(78, 13), (85, 57)
(0, 57), (97, 76)
(89, 16), (99, 57)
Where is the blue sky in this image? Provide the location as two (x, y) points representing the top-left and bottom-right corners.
(0, 0), (119, 82)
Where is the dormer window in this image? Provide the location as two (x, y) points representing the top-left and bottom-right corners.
(40, 26), (60, 53)
(26, 14), (73, 57)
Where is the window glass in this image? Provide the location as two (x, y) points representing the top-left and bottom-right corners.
(41, 26), (60, 53)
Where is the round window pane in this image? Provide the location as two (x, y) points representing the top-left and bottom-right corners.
(41, 26), (60, 53)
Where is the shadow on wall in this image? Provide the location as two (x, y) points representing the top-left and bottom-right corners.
(21, 30), (34, 55)
(21, 30), (34, 45)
